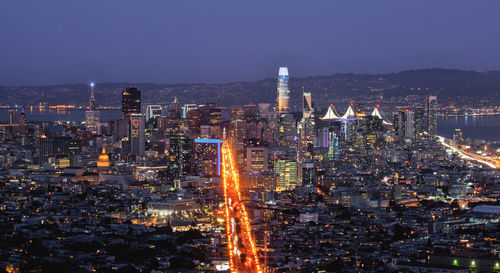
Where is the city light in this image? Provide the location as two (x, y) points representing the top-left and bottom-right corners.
(222, 143), (263, 273)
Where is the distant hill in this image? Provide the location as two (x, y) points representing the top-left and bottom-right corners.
(1, 69), (499, 108)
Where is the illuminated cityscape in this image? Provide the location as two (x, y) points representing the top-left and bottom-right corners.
(1, 1), (500, 273)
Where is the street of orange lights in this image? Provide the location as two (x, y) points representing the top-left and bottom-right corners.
(222, 143), (263, 273)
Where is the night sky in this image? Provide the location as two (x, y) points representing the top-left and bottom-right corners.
(1, 0), (499, 86)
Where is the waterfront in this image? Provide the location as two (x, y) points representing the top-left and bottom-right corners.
(1, 108), (500, 141)
(437, 115), (500, 141)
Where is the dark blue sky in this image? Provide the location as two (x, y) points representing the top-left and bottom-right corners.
(1, 0), (499, 86)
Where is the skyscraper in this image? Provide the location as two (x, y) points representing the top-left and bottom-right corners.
(85, 82), (100, 135)
(122, 87), (141, 118)
(414, 104), (425, 140)
(303, 90), (313, 120)
(393, 109), (415, 139)
(426, 95), (437, 140)
(129, 113), (145, 156)
(146, 105), (162, 121)
(277, 67), (290, 114)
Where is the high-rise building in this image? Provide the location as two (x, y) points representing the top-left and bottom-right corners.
(302, 159), (315, 186)
(122, 87), (141, 118)
(277, 67), (290, 114)
(393, 109), (415, 139)
(426, 95), (437, 140)
(168, 135), (193, 179)
(277, 113), (296, 147)
(303, 90), (313, 120)
(246, 147), (269, 172)
(129, 113), (145, 156)
(146, 105), (162, 121)
(85, 82), (100, 135)
(230, 105), (243, 120)
(274, 158), (297, 190)
(414, 104), (425, 140)
(182, 104), (197, 119)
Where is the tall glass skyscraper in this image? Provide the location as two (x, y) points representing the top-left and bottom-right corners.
(426, 95), (437, 140)
(277, 67), (290, 114)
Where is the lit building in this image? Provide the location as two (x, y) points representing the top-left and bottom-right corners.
(146, 104), (162, 121)
(86, 82), (100, 135)
(129, 113), (145, 156)
(194, 139), (222, 177)
(246, 147), (269, 172)
(97, 147), (110, 168)
(302, 159), (315, 186)
(277, 113), (296, 147)
(414, 104), (425, 139)
(426, 95), (437, 139)
(182, 104), (197, 119)
(8, 110), (20, 124)
(122, 86), (141, 118)
(303, 90), (313, 120)
(230, 105), (243, 120)
(393, 109), (415, 139)
(277, 66), (290, 114)
(275, 157), (298, 190)
(167, 135), (193, 179)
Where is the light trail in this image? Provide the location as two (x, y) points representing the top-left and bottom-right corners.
(437, 136), (498, 169)
(222, 143), (263, 273)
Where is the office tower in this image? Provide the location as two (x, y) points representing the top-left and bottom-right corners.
(303, 91), (313, 120)
(426, 95), (437, 140)
(393, 109), (415, 139)
(168, 135), (193, 179)
(19, 112), (27, 135)
(122, 87), (141, 118)
(414, 104), (425, 140)
(182, 104), (197, 119)
(274, 158), (298, 190)
(38, 136), (72, 165)
(146, 105), (162, 121)
(302, 159), (315, 186)
(168, 97), (181, 119)
(230, 105), (243, 120)
(277, 113), (296, 147)
(328, 132), (340, 161)
(194, 139), (221, 177)
(246, 147), (269, 172)
(85, 82), (100, 135)
(277, 67), (290, 114)
(129, 113), (145, 156)
(187, 109), (203, 137)
(300, 90), (315, 140)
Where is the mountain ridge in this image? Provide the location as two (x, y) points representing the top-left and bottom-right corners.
(1, 69), (499, 107)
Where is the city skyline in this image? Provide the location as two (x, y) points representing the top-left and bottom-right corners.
(1, 2), (499, 272)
